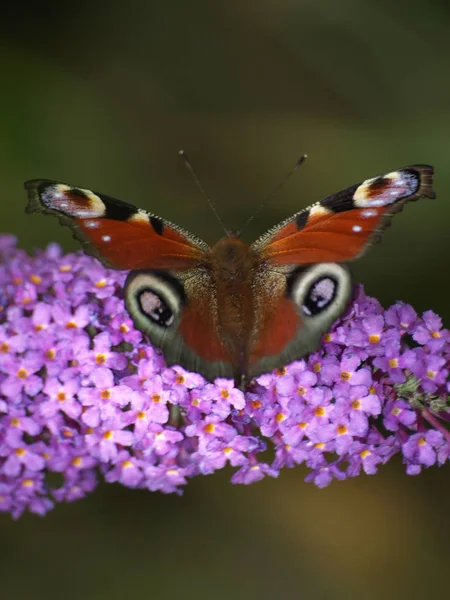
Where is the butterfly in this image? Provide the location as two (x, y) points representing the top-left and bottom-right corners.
(24, 164), (435, 384)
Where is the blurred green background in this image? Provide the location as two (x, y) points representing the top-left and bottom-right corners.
(1, 1), (449, 598)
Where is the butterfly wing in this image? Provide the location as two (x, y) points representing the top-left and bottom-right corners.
(252, 165), (435, 264)
(24, 179), (208, 269)
(25, 179), (236, 380)
(246, 165), (436, 377)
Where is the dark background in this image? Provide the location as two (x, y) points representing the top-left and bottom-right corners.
(1, 1), (449, 598)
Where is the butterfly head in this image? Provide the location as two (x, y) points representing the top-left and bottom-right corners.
(211, 233), (253, 282)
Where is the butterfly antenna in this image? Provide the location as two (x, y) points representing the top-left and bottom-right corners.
(179, 150), (230, 236)
(240, 153), (308, 234)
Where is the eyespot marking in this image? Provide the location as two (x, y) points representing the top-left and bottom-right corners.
(354, 170), (420, 208)
(41, 184), (107, 218)
(302, 276), (337, 316)
(139, 289), (174, 327)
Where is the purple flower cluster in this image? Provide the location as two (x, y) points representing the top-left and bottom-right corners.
(0, 235), (449, 518)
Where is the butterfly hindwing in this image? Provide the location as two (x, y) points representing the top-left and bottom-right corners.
(24, 179), (208, 270)
(253, 165), (435, 264)
(247, 262), (352, 378)
(124, 269), (235, 380)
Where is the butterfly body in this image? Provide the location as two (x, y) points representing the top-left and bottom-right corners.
(25, 164), (436, 383)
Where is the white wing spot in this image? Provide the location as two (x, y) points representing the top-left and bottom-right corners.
(352, 225), (362, 232)
(102, 235), (111, 242)
(85, 220), (100, 229)
(361, 209), (378, 218)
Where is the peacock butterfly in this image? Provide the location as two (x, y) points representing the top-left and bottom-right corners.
(24, 163), (435, 384)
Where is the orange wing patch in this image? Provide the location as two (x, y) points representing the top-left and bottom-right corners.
(249, 297), (302, 365)
(178, 305), (232, 363)
(256, 165), (435, 265)
(75, 217), (204, 270)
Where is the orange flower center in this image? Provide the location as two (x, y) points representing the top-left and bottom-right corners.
(16, 368), (28, 379)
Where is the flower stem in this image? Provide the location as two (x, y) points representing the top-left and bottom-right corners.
(422, 408), (450, 444)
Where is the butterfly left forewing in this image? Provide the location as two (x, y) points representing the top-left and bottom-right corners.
(25, 179), (239, 382)
(24, 179), (208, 270)
(253, 165), (435, 264)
